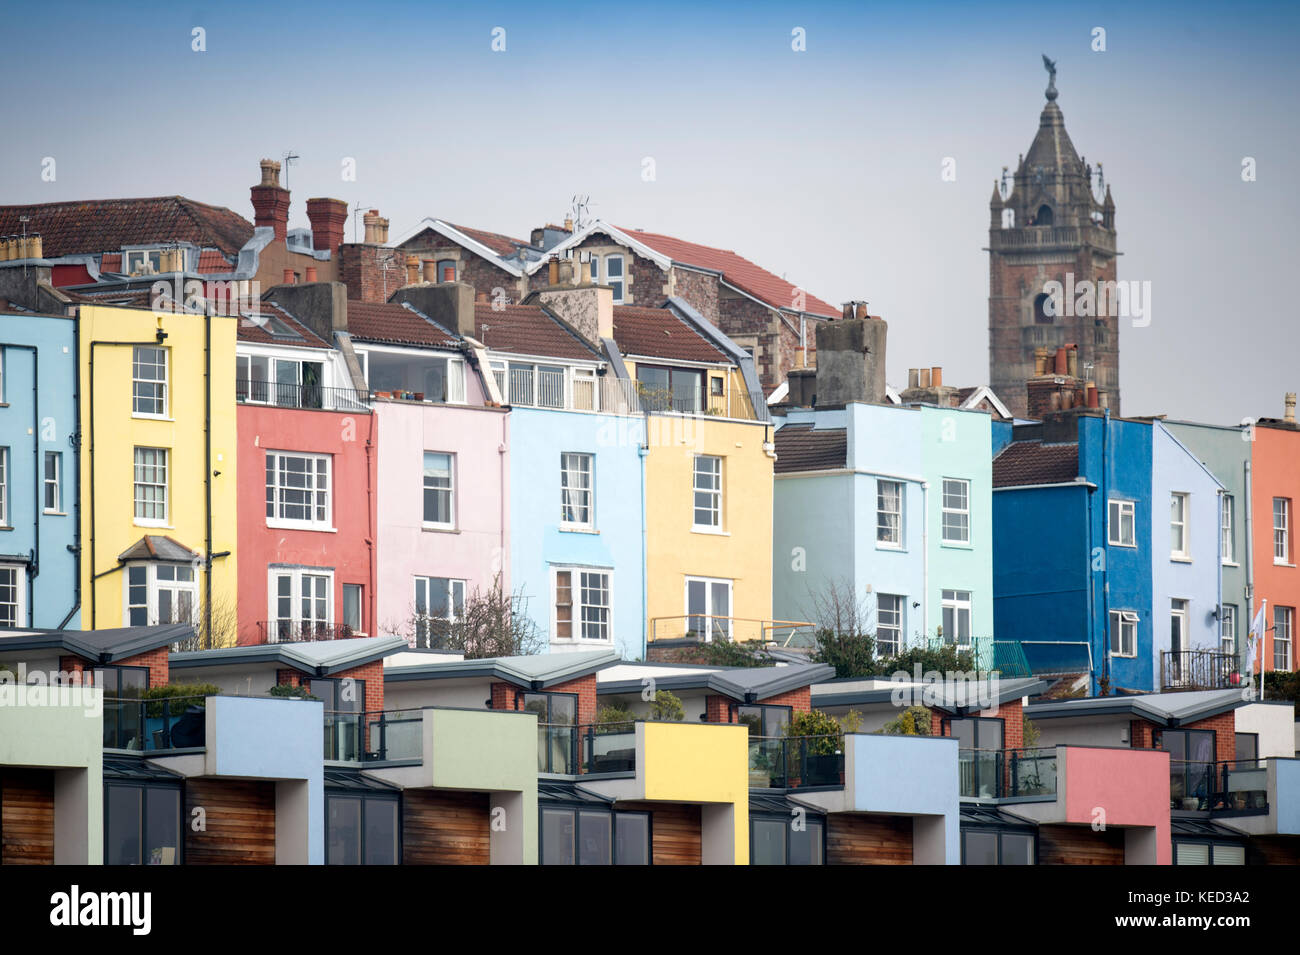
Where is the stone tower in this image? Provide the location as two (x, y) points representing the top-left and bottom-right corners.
(988, 62), (1119, 418)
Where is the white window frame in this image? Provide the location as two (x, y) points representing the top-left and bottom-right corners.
(1219, 605), (1237, 657)
(422, 452), (456, 530)
(941, 478), (970, 545)
(1110, 609), (1138, 658)
(413, 576), (466, 645)
(1171, 599), (1188, 655)
(551, 566), (612, 643)
(1221, 494), (1235, 564)
(876, 480), (903, 549)
(0, 447), (8, 526)
(1275, 498), (1291, 565)
(560, 453), (594, 529)
(1108, 499), (1136, 547)
(1170, 492), (1190, 559)
(133, 447), (169, 527)
(268, 567), (334, 641)
(265, 450), (333, 531)
(603, 254), (625, 303)
(876, 594), (904, 657)
(692, 455), (723, 532)
(1275, 607), (1293, 672)
(123, 562), (199, 627)
(940, 589), (972, 648)
(357, 345), (466, 405)
(685, 575), (733, 641)
(43, 451), (62, 514)
(132, 345), (169, 418)
(0, 563), (27, 628)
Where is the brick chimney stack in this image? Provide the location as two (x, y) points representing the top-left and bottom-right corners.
(306, 197), (347, 255)
(813, 305), (888, 406)
(250, 159), (290, 241)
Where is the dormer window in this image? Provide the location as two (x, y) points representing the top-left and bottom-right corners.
(589, 254), (625, 303)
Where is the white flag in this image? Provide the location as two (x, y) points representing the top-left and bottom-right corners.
(1245, 599), (1267, 681)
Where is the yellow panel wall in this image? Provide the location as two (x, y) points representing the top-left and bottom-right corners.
(641, 721), (749, 864)
(77, 305), (238, 640)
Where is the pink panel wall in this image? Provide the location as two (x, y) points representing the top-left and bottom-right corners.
(374, 401), (509, 642)
(1062, 746), (1172, 864)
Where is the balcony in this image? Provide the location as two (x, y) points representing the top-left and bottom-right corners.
(958, 747), (1059, 800)
(103, 696), (207, 752)
(1169, 759), (1269, 814)
(747, 735), (845, 790)
(498, 372), (769, 422)
(647, 615), (816, 646)
(1160, 650), (1241, 691)
(236, 380), (371, 413)
(538, 722), (638, 775)
(257, 620), (361, 644)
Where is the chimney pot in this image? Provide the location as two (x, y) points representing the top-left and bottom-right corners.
(931, 366), (942, 387)
(855, 303), (868, 320)
(842, 303), (853, 321)
(907, 368), (919, 389)
(305, 266), (318, 283)
(442, 265), (456, 283)
(259, 159), (281, 186)
(251, 160), (291, 241)
(283, 269), (296, 285)
(563, 217), (573, 232)
(1066, 345), (1079, 378)
(422, 260), (438, 283)
(580, 259), (592, 285)
(918, 368), (931, 389)
(1054, 346), (1068, 375)
(306, 197), (348, 255)
(1286, 392), (1297, 423)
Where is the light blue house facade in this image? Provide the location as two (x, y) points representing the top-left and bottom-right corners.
(772, 401), (993, 659)
(0, 313), (80, 629)
(509, 406), (647, 659)
(994, 411), (1223, 693)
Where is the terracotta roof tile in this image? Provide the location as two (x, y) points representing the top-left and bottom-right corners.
(474, 303), (598, 361)
(0, 196), (254, 259)
(612, 305), (728, 364)
(615, 226), (838, 318)
(773, 425), (847, 473)
(447, 222), (526, 258)
(100, 253), (122, 272)
(197, 249), (234, 273)
(345, 301), (459, 349)
(992, 441), (1080, 488)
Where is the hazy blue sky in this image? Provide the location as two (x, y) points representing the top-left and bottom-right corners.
(4, 1), (1297, 424)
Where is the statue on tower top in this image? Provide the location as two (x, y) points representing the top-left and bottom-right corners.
(1042, 54), (1058, 101)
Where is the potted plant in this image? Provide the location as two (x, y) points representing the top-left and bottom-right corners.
(783, 709), (844, 787)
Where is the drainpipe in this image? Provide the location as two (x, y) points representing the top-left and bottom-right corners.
(1244, 458), (1254, 683)
(204, 305), (213, 648)
(1215, 487), (1225, 657)
(58, 314), (82, 629)
(639, 428), (649, 659)
(89, 333), (167, 629)
(920, 480), (930, 644)
(0, 343), (39, 626)
(1100, 410), (1111, 695)
(365, 410), (376, 635)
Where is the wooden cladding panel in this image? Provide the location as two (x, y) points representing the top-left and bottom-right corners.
(1037, 824), (1124, 865)
(184, 779), (276, 865)
(1, 770), (55, 866)
(827, 813), (913, 865)
(618, 802), (701, 865)
(1247, 836), (1300, 866)
(403, 790), (490, 865)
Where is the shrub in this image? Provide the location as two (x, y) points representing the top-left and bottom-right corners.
(692, 640), (773, 668)
(269, 683), (320, 702)
(879, 705), (933, 736)
(811, 630), (876, 679)
(141, 683), (221, 717)
(785, 709), (844, 755)
(595, 702), (636, 733)
(649, 690), (685, 722)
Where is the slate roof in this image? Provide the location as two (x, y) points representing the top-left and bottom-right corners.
(992, 440), (1080, 487)
(611, 305), (729, 364)
(0, 623), (195, 662)
(474, 302), (600, 361)
(170, 636), (407, 677)
(773, 424), (848, 473)
(614, 226), (839, 317)
(0, 197), (254, 259)
(117, 535), (200, 563)
(383, 649), (620, 688)
(345, 301), (459, 349)
(238, 301), (330, 348)
(445, 222), (527, 258)
(596, 661), (836, 703)
(811, 677), (1048, 711)
(1025, 689), (1250, 725)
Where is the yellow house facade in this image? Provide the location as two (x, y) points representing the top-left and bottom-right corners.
(77, 304), (238, 645)
(638, 368), (775, 644)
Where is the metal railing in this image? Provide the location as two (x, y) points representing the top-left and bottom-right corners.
(237, 380), (371, 412)
(1160, 650), (1240, 691)
(1170, 759), (1269, 813)
(748, 735), (845, 789)
(958, 747), (1059, 800)
(537, 722), (638, 775)
(648, 615), (817, 645)
(500, 374), (769, 421)
(257, 620), (359, 644)
(103, 696), (207, 752)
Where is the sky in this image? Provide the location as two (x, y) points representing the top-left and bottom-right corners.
(3, 0), (1298, 425)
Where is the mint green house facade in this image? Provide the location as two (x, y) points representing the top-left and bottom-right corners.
(773, 400), (993, 659)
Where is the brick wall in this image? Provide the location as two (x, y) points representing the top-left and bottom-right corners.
(933, 698), (1024, 749)
(490, 674), (597, 725)
(337, 244), (407, 303)
(757, 686), (812, 714)
(275, 661), (384, 713)
(60, 647), (169, 687)
(1130, 712), (1235, 764)
(398, 234), (525, 303)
